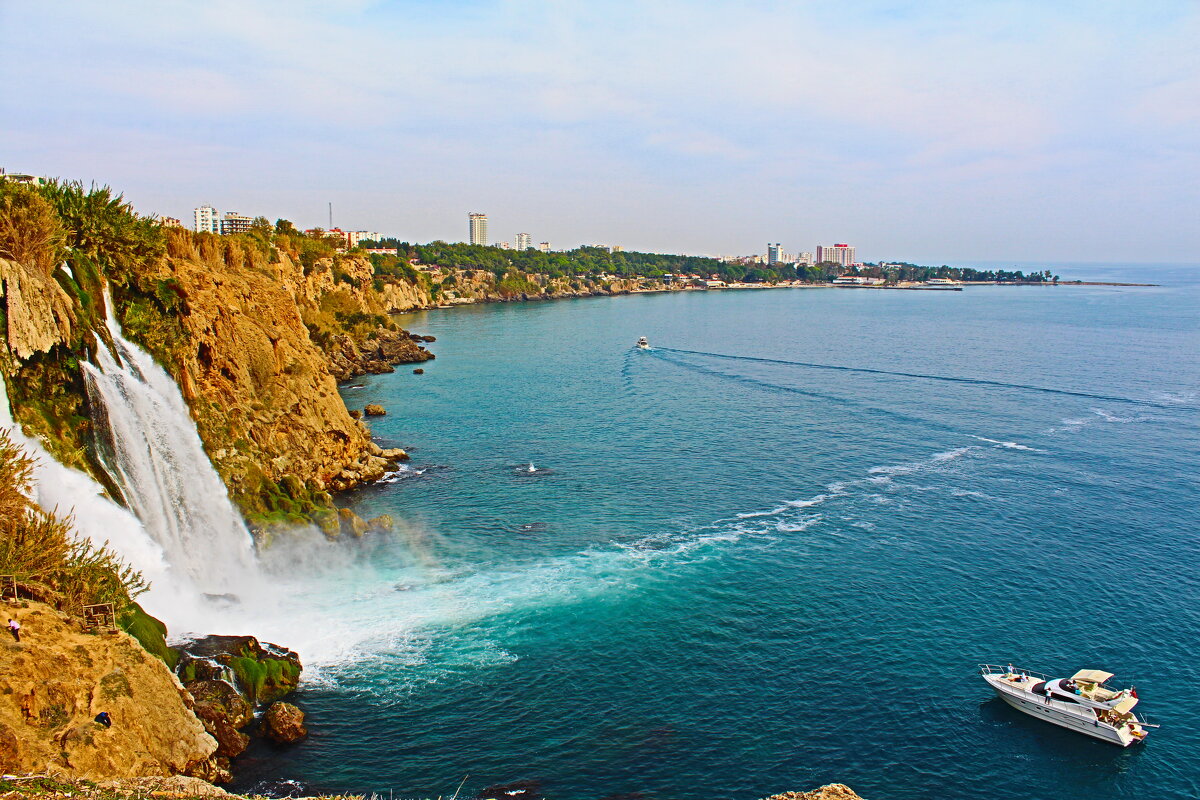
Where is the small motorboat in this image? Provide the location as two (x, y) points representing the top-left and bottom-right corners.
(636, 336), (650, 349)
(980, 664), (1156, 746)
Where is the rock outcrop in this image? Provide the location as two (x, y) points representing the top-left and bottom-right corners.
(261, 702), (307, 743)
(0, 601), (221, 781)
(0, 258), (76, 360)
(763, 785), (865, 800)
(176, 635), (302, 706)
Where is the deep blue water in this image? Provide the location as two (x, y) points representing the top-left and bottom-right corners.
(236, 265), (1200, 800)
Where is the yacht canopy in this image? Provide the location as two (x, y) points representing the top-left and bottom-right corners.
(1112, 696), (1139, 715)
(1071, 669), (1115, 684)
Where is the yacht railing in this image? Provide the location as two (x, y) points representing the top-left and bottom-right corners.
(979, 663), (1052, 683)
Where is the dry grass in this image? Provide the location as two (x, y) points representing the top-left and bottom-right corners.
(0, 181), (66, 274)
(0, 431), (147, 612)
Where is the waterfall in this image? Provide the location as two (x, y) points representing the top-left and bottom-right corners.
(81, 296), (258, 597)
(1, 293), (350, 657)
(0, 369), (205, 628)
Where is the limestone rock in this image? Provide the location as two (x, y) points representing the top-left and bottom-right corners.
(262, 702), (307, 743)
(0, 258), (76, 359)
(0, 601), (220, 781)
(364, 403), (386, 416)
(185, 679), (253, 758)
(762, 785), (865, 800)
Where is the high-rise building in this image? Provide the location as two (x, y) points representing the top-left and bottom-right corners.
(220, 211), (253, 236)
(515, 232), (532, 250)
(468, 213), (488, 246)
(767, 243), (782, 266)
(194, 205), (219, 234)
(816, 244), (856, 266)
(797, 252), (814, 266)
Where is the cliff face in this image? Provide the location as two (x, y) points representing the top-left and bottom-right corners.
(0, 601), (221, 781)
(146, 236), (378, 508)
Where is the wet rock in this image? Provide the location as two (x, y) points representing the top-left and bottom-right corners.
(381, 447), (409, 461)
(413, 368), (424, 374)
(364, 403), (386, 416)
(312, 508), (341, 540)
(175, 636), (302, 706)
(262, 702), (308, 743)
(186, 680), (253, 730)
(338, 507), (369, 538)
(348, 409), (362, 419)
(367, 514), (394, 534)
(477, 780), (542, 800)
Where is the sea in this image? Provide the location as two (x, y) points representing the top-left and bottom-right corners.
(231, 263), (1200, 800)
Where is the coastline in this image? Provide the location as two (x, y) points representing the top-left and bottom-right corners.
(390, 274), (1159, 318)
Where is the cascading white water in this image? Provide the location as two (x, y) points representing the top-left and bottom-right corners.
(0, 370), (210, 629)
(82, 300), (258, 596)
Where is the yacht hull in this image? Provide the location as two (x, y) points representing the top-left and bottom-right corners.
(986, 676), (1134, 746)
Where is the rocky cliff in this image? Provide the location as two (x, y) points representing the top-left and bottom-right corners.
(0, 601), (222, 782)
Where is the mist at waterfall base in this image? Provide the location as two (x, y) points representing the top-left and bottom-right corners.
(226, 264), (1200, 800)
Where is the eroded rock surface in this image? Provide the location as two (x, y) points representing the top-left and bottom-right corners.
(0, 602), (220, 781)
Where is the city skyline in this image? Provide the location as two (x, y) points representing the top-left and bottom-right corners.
(3, 2), (1198, 264)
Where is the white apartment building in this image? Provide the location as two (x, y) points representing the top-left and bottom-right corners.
(538, 241), (550, 252)
(816, 244), (856, 266)
(220, 212), (253, 236)
(515, 232), (532, 250)
(194, 205), (219, 234)
(469, 213), (488, 246)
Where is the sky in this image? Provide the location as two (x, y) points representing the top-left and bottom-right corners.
(2, 0), (1198, 263)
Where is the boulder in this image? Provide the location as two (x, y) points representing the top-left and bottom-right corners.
(262, 702), (308, 743)
(367, 514), (394, 534)
(364, 404), (386, 416)
(380, 447), (409, 461)
(338, 507), (369, 538)
(413, 368), (424, 374)
(175, 636), (302, 707)
(185, 680), (253, 729)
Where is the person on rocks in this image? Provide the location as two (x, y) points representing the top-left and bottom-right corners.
(6, 618), (19, 642)
(94, 711), (112, 728)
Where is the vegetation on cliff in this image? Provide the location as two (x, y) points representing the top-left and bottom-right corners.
(0, 177), (422, 533)
(0, 431), (146, 613)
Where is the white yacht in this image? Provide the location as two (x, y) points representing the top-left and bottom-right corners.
(980, 664), (1155, 746)
(636, 336), (650, 349)
(925, 277), (959, 285)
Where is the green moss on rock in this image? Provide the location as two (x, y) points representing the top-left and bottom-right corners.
(118, 603), (179, 670)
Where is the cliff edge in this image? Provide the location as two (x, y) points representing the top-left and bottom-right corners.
(0, 601), (222, 782)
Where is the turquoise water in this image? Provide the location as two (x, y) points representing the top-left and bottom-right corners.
(236, 266), (1200, 800)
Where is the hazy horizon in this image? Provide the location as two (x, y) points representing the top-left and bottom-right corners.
(3, 1), (1197, 264)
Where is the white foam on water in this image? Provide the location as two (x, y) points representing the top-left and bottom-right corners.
(970, 435), (1046, 453)
(774, 516), (821, 533)
(868, 446), (977, 476)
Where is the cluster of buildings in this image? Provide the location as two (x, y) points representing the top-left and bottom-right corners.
(728, 242), (858, 268)
(467, 212), (551, 252)
(191, 205), (383, 250)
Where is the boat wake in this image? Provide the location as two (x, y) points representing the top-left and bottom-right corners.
(652, 346), (1196, 410)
